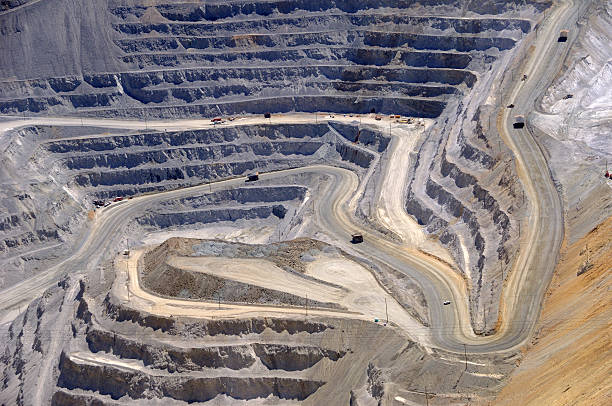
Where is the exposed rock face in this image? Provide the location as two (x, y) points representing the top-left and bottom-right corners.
(140, 261), (341, 308)
(0, 0), (547, 117)
(0, 121), (387, 291)
(0, 272), (521, 405)
(0, 0), (547, 336)
(400, 9), (541, 332)
(57, 353), (325, 402)
(531, 0), (612, 243)
(0, 0), (120, 79)
(0, 0), (564, 404)
(86, 329), (258, 371)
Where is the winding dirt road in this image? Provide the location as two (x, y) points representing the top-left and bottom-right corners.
(0, 0), (587, 356)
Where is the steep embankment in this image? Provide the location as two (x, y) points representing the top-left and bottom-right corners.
(496, 3), (612, 403)
(0, 121), (385, 293)
(0, 0), (120, 78)
(495, 216), (611, 406)
(0, 0), (544, 117)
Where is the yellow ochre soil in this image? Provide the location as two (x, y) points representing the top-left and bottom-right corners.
(495, 216), (611, 406)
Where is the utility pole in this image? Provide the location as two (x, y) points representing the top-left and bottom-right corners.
(586, 243), (590, 264)
(425, 388), (430, 406)
(305, 294), (308, 317)
(385, 298), (388, 324)
(463, 343), (468, 371)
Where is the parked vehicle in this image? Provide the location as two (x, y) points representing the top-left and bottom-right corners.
(513, 115), (525, 129)
(247, 172), (259, 182)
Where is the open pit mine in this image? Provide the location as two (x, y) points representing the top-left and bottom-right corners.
(0, 0), (610, 405)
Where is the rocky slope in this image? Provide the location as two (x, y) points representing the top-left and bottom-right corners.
(0, 0), (547, 117)
(495, 212), (611, 406)
(495, 3), (612, 403)
(0, 246), (522, 405)
(0, 121), (386, 292)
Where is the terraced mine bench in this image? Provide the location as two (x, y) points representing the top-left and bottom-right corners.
(0, 0), (539, 119)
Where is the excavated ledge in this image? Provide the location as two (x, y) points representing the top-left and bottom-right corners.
(45, 124), (329, 153)
(57, 352), (325, 402)
(143, 0), (549, 22)
(364, 31), (516, 51)
(86, 329), (256, 371)
(253, 343), (345, 371)
(113, 14), (531, 37)
(51, 389), (119, 406)
(138, 237), (345, 308)
(103, 296), (332, 336)
(86, 328), (346, 374)
(35, 123), (386, 199)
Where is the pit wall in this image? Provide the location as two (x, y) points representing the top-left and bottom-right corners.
(40, 123), (385, 197)
(56, 353), (324, 402)
(402, 14), (540, 333)
(1, 120), (386, 292)
(85, 328), (345, 372)
(0, 0), (545, 118)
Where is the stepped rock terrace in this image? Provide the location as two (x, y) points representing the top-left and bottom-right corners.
(0, 0), (543, 118)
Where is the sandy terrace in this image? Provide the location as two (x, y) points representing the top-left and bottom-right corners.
(113, 246), (431, 346)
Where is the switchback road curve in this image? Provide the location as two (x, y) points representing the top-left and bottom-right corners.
(0, 0), (587, 355)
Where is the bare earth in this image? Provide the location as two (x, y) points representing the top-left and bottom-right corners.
(495, 216), (612, 406)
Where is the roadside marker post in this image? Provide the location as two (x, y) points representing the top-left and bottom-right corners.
(385, 298), (389, 324)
